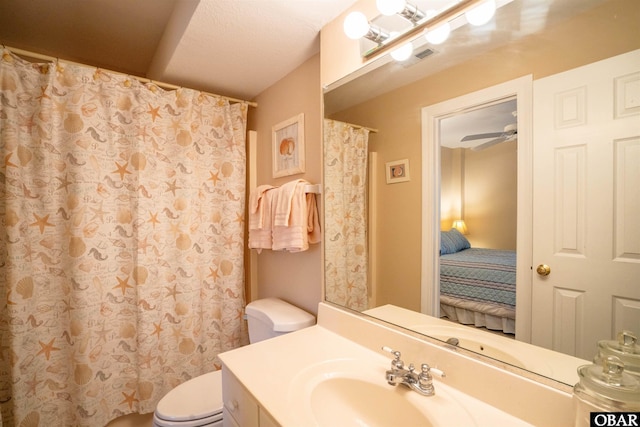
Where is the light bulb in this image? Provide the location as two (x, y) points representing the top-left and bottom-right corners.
(390, 36), (413, 61)
(343, 11), (370, 40)
(465, 0), (496, 26)
(425, 22), (451, 45)
(376, 0), (406, 16)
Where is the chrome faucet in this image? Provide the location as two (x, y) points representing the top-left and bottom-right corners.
(382, 346), (445, 396)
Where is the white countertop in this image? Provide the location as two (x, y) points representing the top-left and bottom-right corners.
(219, 324), (534, 427)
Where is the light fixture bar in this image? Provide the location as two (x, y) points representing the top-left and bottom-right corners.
(364, 25), (390, 44)
(363, 0), (485, 59)
(397, 3), (426, 24)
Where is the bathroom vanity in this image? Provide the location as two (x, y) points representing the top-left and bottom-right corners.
(221, 370), (278, 427)
(219, 302), (576, 426)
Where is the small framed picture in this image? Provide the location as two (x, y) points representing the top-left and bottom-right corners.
(272, 113), (305, 178)
(385, 159), (410, 184)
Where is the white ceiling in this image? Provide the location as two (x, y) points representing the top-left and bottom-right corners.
(0, 0), (620, 143)
(440, 99), (517, 149)
(0, 0), (357, 100)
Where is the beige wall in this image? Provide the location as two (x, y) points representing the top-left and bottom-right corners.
(325, 0), (640, 311)
(246, 54), (323, 316)
(440, 144), (518, 251)
(463, 142), (518, 250)
(440, 148), (462, 229)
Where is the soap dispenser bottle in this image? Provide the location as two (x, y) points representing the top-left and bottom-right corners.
(573, 356), (640, 427)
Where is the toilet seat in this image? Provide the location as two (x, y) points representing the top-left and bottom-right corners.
(153, 370), (223, 427)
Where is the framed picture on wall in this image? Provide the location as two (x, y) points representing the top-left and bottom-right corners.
(385, 158), (410, 184)
(272, 113), (305, 178)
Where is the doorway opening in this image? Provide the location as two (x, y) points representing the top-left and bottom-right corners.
(420, 75), (533, 342)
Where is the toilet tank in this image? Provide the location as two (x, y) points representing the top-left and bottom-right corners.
(245, 298), (315, 343)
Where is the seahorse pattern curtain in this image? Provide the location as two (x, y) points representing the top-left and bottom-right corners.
(323, 119), (369, 311)
(0, 49), (248, 426)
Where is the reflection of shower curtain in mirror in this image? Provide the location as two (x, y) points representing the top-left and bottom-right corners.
(0, 49), (248, 426)
(323, 119), (369, 311)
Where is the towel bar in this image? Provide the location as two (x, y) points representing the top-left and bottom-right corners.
(304, 184), (322, 194)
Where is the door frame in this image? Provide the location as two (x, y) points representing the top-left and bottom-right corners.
(420, 75), (534, 341)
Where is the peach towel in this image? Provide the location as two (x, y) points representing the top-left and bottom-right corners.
(249, 180), (321, 252)
(273, 179), (306, 227)
(272, 180), (308, 251)
(249, 184), (274, 229)
(307, 193), (321, 245)
(248, 185), (275, 252)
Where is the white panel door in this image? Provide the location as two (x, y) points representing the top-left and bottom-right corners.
(531, 50), (640, 360)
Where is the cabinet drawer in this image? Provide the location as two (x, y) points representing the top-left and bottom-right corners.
(222, 408), (240, 427)
(259, 407), (280, 427)
(222, 368), (259, 427)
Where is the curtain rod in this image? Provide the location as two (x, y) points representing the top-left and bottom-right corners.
(341, 120), (379, 133)
(2, 45), (258, 108)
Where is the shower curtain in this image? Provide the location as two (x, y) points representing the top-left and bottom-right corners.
(323, 119), (369, 311)
(0, 49), (248, 426)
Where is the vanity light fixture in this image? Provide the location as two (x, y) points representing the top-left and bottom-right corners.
(346, 0), (506, 61)
(344, 0), (428, 46)
(344, 11), (390, 42)
(376, 0), (426, 24)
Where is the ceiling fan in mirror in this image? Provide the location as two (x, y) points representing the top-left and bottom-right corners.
(461, 122), (517, 151)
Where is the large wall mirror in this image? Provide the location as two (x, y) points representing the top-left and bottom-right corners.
(323, 0), (640, 388)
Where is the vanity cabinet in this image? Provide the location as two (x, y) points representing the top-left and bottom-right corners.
(258, 408), (279, 427)
(222, 367), (280, 427)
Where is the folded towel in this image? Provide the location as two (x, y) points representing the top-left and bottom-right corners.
(249, 184), (275, 230)
(272, 180), (309, 252)
(307, 193), (321, 245)
(248, 188), (275, 252)
(273, 179), (307, 227)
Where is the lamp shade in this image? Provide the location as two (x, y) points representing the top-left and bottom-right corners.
(451, 219), (469, 234)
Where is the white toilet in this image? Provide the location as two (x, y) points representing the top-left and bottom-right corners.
(152, 298), (315, 427)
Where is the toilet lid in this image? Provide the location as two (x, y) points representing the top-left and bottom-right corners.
(155, 370), (223, 422)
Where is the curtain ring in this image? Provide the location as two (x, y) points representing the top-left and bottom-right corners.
(55, 57), (64, 74)
(1, 45), (13, 63)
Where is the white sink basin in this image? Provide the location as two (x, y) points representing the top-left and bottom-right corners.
(311, 377), (433, 426)
(287, 358), (477, 427)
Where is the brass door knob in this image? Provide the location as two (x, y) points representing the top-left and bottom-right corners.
(536, 264), (551, 276)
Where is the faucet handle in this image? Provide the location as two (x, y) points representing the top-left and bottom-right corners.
(381, 346), (404, 369)
(421, 363), (445, 378)
(381, 345), (398, 356)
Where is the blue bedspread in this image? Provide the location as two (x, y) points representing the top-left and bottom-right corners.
(440, 248), (516, 309)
